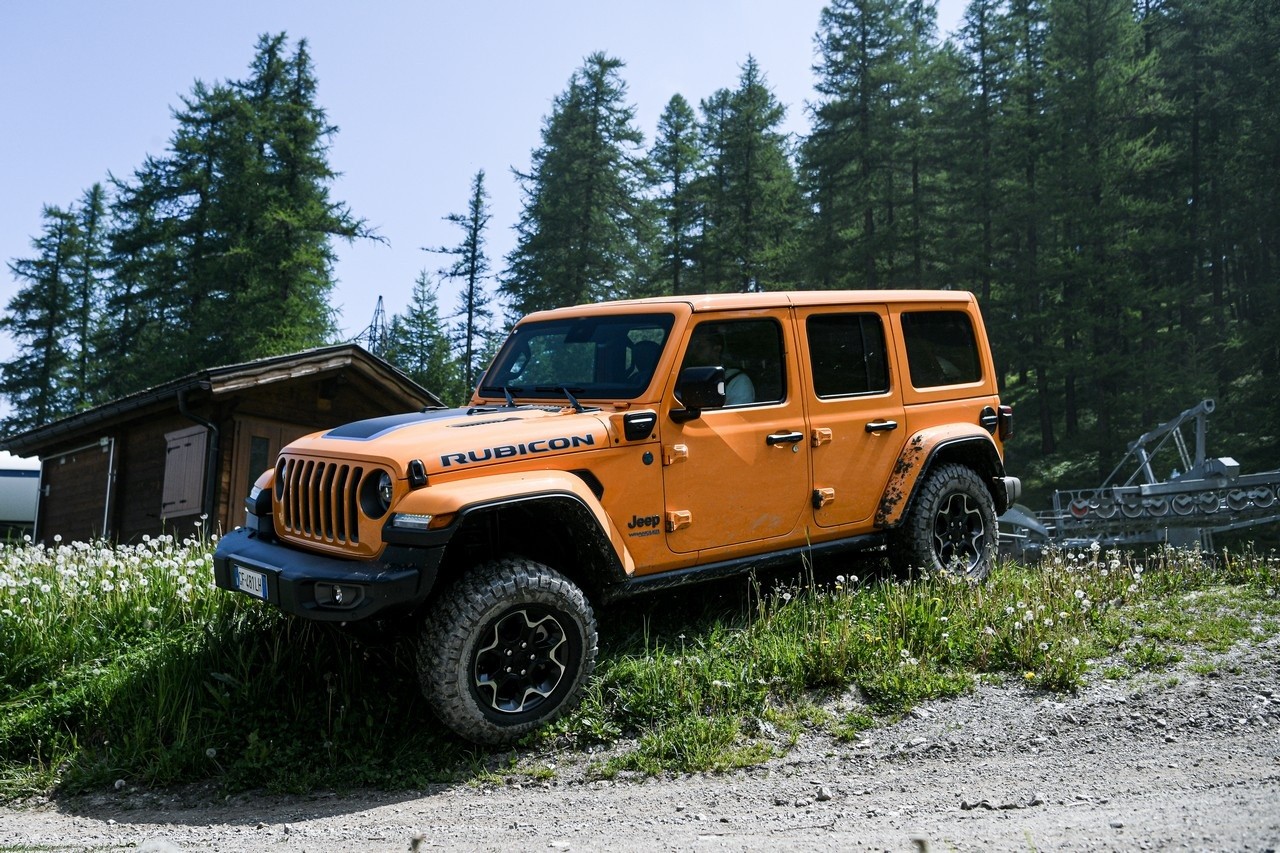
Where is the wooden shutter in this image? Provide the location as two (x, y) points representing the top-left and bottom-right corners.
(161, 426), (207, 519)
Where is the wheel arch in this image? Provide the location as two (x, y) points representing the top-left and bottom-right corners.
(440, 492), (630, 598)
(877, 427), (1008, 529)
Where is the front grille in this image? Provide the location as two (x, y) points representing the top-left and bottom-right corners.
(276, 457), (363, 545)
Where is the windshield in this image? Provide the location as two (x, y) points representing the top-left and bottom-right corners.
(478, 313), (675, 401)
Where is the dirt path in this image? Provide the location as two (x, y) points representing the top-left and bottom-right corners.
(4, 638), (1277, 852)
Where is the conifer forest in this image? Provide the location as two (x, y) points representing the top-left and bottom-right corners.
(3, 1), (1279, 501)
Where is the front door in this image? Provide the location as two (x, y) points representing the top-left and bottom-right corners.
(661, 315), (810, 555)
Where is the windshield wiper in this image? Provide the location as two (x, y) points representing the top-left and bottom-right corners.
(478, 385), (522, 407)
(535, 385), (587, 412)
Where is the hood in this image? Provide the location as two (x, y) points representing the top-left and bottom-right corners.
(286, 406), (612, 477)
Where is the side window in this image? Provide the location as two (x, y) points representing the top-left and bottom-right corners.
(806, 313), (889, 398)
(681, 318), (785, 407)
(901, 311), (983, 388)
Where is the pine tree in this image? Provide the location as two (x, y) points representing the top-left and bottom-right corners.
(994, 0), (1058, 456)
(1042, 0), (1160, 470)
(647, 94), (702, 295)
(801, 0), (925, 288)
(0, 206), (79, 433)
(227, 35), (370, 355)
(501, 53), (646, 318)
(693, 57), (803, 293)
(384, 273), (466, 405)
(433, 170), (495, 393)
(63, 184), (111, 409)
(1151, 0), (1280, 466)
(99, 33), (369, 398)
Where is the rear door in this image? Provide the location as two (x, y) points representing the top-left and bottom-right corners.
(797, 306), (907, 529)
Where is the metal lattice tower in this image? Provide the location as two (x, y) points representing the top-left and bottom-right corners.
(351, 295), (389, 357)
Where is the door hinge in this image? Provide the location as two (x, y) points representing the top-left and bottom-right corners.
(812, 487), (836, 509)
(666, 510), (692, 532)
(811, 427), (833, 447)
(663, 444), (689, 466)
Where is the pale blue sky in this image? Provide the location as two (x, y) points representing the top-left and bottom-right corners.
(1, 1), (966, 357)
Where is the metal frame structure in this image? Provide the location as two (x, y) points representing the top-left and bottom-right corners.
(1004, 400), (1280, 552)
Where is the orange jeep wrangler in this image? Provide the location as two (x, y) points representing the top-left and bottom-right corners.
(214, 291), (1019, 743)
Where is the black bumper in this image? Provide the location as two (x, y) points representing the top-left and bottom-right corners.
(213, 528), (442, 622)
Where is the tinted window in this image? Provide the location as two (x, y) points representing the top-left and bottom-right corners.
(680, 318), (785, 407)
(901, 311), (982, 387)
(806, 314), (889, 398)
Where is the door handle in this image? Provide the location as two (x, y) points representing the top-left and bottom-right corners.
(865, 420), (899, 433)
(766, 431), (805, 445)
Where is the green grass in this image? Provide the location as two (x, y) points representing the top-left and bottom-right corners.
(0, 534), (1276, 798)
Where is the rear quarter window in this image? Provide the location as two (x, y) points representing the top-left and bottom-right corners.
(901, 311), (983, 388)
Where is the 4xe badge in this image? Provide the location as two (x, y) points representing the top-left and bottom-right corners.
(627, 513), (661, 538)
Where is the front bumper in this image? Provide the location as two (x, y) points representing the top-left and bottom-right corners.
(212, 528), (442, 622)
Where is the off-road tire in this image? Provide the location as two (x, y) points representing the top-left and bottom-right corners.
(417, 557), (598, 744)
(890, 463), (997, 579)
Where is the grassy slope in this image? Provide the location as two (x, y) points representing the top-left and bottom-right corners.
(0, 535), (1275, 797)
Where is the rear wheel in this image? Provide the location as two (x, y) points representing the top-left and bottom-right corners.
(891, 463), (997, 579)
(417, 557), (597, 744)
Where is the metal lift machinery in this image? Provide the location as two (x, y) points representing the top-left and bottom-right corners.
(1001, 400), (1280, 553)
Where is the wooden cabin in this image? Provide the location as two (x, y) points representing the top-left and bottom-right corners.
(0, 345), (442, 544)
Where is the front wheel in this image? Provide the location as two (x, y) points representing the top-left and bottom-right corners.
(891, 463), (997, 579)
(417, 557), (598, 744)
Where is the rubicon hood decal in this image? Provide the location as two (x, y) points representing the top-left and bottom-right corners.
(440, 433), (597, 468)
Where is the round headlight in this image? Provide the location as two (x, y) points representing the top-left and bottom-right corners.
(377, 471), (394, 513)
(360, 469), (396, 518)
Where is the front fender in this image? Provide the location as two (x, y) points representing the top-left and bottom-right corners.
(386, 470), (636, 580)
(875, 425), (1004, 528)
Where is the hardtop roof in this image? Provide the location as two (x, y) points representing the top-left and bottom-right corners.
(520, 289), (976, 321)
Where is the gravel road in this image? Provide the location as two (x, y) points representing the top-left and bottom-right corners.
(4, 636), (1277, 852)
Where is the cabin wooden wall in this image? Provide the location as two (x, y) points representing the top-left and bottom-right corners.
(30, 366), (430, 544)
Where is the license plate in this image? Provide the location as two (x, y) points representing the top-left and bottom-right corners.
(233, 565), (267, 600)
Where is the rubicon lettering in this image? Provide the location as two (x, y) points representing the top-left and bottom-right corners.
(439, 434), (596, 468)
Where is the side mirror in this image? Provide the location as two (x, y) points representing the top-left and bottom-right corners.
(671, 366), (726, 423)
